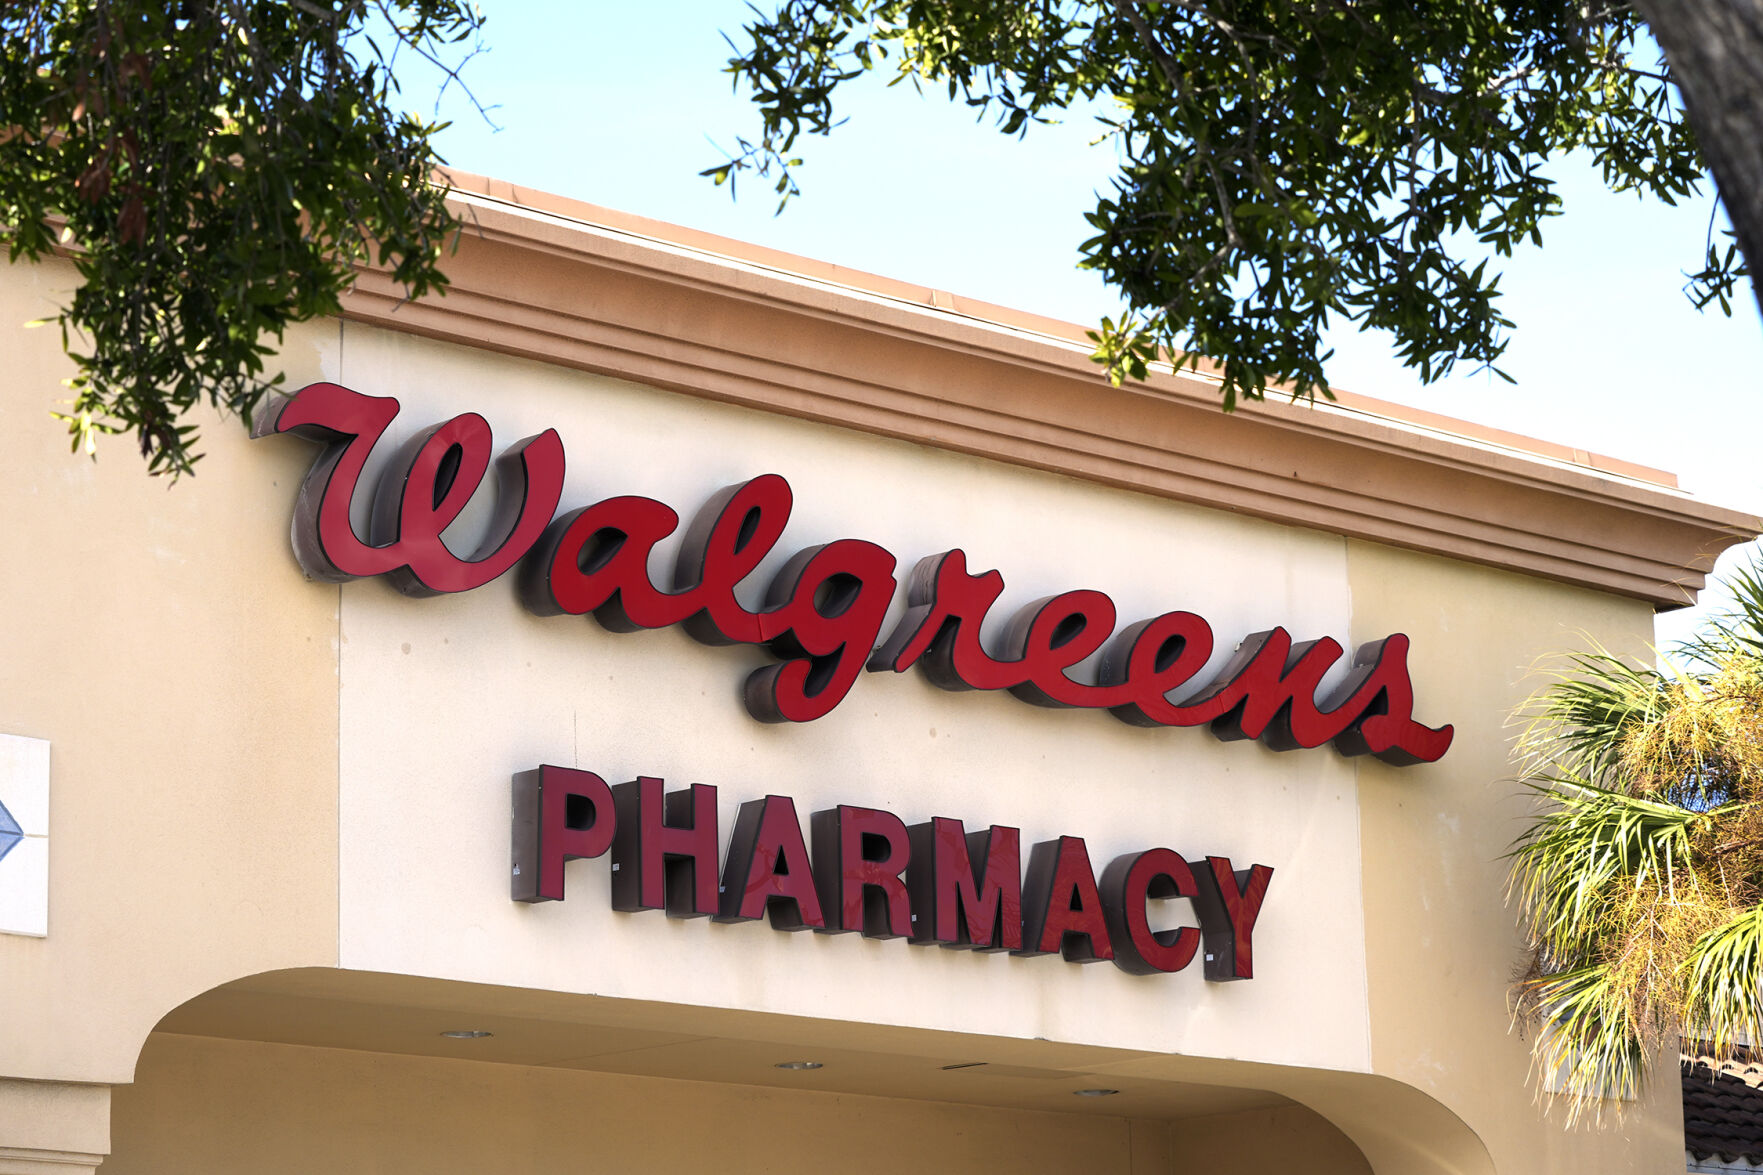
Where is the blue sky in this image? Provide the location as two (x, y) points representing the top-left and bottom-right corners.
(400, 1), (1762, 640)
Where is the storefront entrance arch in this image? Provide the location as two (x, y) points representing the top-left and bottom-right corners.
(101, 966), (1491, 1175)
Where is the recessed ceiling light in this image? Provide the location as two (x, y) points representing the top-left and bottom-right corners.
(1073, 1088), (1119, 1097)
(774, 1060), (823, 1070)
(440, 1030), (493, 1039)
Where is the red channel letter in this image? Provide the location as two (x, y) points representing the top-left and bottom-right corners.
(1017, 836), (1113, 963)
(717, 796), (825, 930)
(510, 766), (617, 903)
(1192, 856), (1274, 981)
(259, 383), (565, 596)
(1100, 848), (1201, 975)
(906, 819), (1023, 951)
(609, 778), (720, 917)
(811, 805), (913, 938)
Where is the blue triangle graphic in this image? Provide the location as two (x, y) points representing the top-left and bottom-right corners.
(0, 798), (22, 866)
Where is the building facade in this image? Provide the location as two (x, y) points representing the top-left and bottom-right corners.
(1, 174), (1756, 1173)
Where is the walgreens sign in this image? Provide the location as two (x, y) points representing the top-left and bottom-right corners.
(513, 764), (1273, 981)
(257, 382), (1453, 765)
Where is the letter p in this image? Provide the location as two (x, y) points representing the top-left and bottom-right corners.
(512, 766), (617, 902)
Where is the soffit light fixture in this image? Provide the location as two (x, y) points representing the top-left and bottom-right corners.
(774, 1060), (824, 1071)
(1073, 1088), (1119, 1098)
(440, 1030), (494, 1040)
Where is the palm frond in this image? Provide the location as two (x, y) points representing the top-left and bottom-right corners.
(1524, 965), (1650, 1115)
(1515, 649), (1669, 785)
(1682, 904), (1763, 1060)
(1510, 777), (1717, 958)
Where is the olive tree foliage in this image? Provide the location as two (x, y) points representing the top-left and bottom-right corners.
(708, 0), (1754, 407)
(0, 1), (483, 477)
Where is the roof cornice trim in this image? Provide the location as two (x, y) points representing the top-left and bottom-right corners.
(336, 191), (1758, 610)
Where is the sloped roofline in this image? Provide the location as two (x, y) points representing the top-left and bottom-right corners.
(331, 168), (1758, 610)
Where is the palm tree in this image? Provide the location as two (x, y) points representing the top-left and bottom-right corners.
(1510, 556), (1763, 1118)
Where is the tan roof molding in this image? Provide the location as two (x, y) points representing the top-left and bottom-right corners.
(336, 173), (1759, 611)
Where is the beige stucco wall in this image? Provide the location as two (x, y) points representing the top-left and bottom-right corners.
(0, 252), (1704, 1172)
(0, 258), (341, 1088)
(326, 322), (1375, 1071)
(1348, 541), (1683, 1172)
